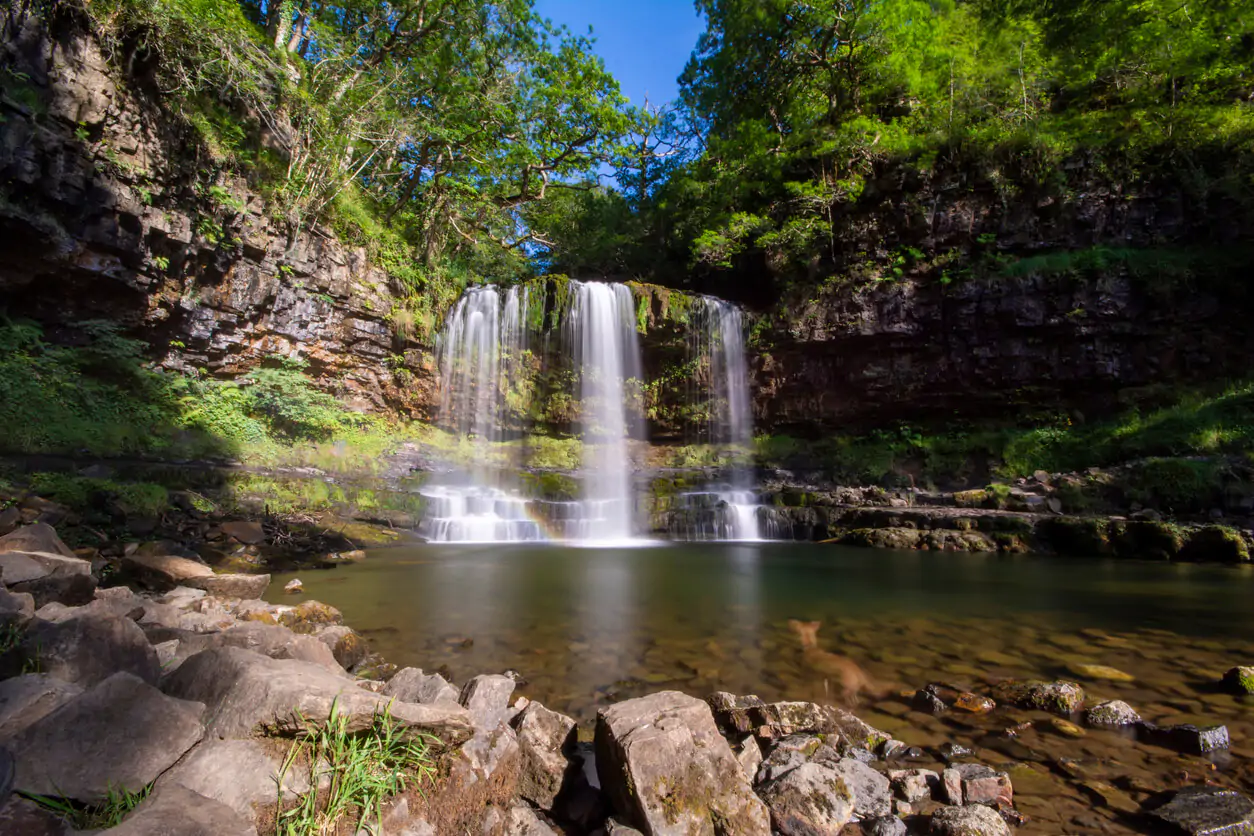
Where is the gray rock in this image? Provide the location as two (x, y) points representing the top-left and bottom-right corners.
(707, 691), (768, 735)
(830, 758), (891, 817)
(460, 674), (516, 729)
(752, 701), (891, 751)
(10, 672), (205, 802)
(889, 768), (939, 803)
(0, 796), (72, 836)
(513, 701), (576, 810)
(504, 805), (559, 836)
(221, 521), (266, 545)
(735, 735), (763, 784)
(214, 622), (341, 670)
(122, 552), (213, 590)
(162, 646), (473, 744)
(604, 818), (645, 836)
(1148, 786), (1254, 836)
(0, 587), (34, 626)
(940, 768), (963, 805)
(863, 817), (908, 836)
(929, 804), (1012, 836)
(1138, 722), (1230, 755)
(1084, 699), (1142, 727)
(22, 613), (160, 687)
(314, 625), (367, 669)
(756, 745), (807, 785)
(384, 667), (461, 705)
(596, 690), (770, 835)
(158, 737), (308, 820)
(107, 783), (257, 836)
(0, 673), (83, 741)
(0, 552), (51, 584)
(10, 564), (97, 608)
(0, 523), (74, 557)
(759, 761), (854, 835)
(184, 572), (271, 600)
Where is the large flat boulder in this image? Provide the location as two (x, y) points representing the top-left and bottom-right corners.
(21, 613), (161, 687)
(9, 672), (205, 802)
(158, 737), (308, 820)
(0, 523), (74, 557)
(162, 646), (474, 744)
(596, 690), (770, 836)
(107, 783), (257, 836)
(184, 573), (271, 600)
(0, 673), (83, 741)
(122, 552), (213, 590)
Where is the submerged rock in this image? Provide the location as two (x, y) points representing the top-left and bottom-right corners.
(992, 679), (1085, 715)
(1138, 722), (1230, 755)
(1084, 699), (1142, 727)
(595, 690), (769, 835)
(1148, 786), (1254, 836)
(1066, 663), (1134, 683)
(913, 683), (996, 715)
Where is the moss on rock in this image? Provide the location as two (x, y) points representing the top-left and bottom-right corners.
(1179, 525), (1250, 563)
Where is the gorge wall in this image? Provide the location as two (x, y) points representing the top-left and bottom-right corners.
(3, 9), (1252, 442)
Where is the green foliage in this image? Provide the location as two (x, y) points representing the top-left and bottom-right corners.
(276, 702), (436, 835)
(20, 785), (151, 830)
(1125, 458), (1223, 512)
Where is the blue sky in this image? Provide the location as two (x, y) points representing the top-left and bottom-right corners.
(534, 0), (706, 107)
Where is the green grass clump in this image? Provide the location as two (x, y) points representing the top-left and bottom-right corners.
(20, 784), (151, 829)
(276, 703), (436, 836)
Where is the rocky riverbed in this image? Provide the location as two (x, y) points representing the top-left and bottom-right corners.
(2, 495), (1254, 834)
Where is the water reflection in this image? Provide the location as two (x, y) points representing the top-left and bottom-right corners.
(271, 543), (1254, 721)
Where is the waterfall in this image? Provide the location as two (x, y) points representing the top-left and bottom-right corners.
(669, 297), (763, 541)
(566, 281), (644, 542)
(419, 285), (545, 543)
(420, 280), (645, 544)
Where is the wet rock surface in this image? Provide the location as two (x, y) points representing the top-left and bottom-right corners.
(1148, 786), (1254, 835)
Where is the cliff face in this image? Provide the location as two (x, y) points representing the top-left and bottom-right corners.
(3, 10), (1250, 441)
(0, 11), (436, 416)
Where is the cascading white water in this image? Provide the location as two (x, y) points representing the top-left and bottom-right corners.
(419, 285), (544, 542)
(420, 280), (647, 544)
(565, 281), (644, 542)
(670, 297), (763, 541)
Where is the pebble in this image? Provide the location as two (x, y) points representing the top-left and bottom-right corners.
(1048, 717), (1086, 738)
(1067, 662), (1135, 683)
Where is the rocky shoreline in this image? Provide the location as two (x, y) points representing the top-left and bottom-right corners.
(0, 501), (1253, 835)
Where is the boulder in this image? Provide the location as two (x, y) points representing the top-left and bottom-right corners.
(0, 506), (20, 537)
(0, 587), (34, 626)
(863, 817), (908, 836)
(384, 667), (461, 705)
(912, 683), (995, 715)
(0, 552), (52, 584)
(107, 783), (257, 836)
(1084, 699), (1142, 727)
(829, 757), (891, 817)
(213, 622), (341, 670)
(759, 762), (854, 835)
(707, 691), (768, 735)
(889, 768), (939, 803)
(513, 701), (577, 810)
(9, 672), (205, 802)
(503, 805), (560, 836)
(929, 804), (1012, 836)
(9, 565), (97, 608)
(184, 573), (271, 600)
(221, 520), (267, 545)
(0, 523), (73, 557)
(0, 673), (83, 741)
(460, 674), (516, 729)
(951, 763), (1013, 807)
(277, 600), (343, 632)
(21, 613), (160, 687)
(0, 796), (72, 836)
(711, 697), (890, 753)
(158, 737), (308, 820)
(315, 625), (368, 669)
(162, 647), (474, 744)
(1222, 666), (1254, 695)
(1138, 722), (1230, 755)
(1148, 786), (1254, 836)
(122, 552), (213, 590)
(595, 690), (770, 835)
(735, 736), (763, 784)
(991, 679), (1085, 715)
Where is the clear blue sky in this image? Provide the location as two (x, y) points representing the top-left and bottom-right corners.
(534, 0), (706, 107)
